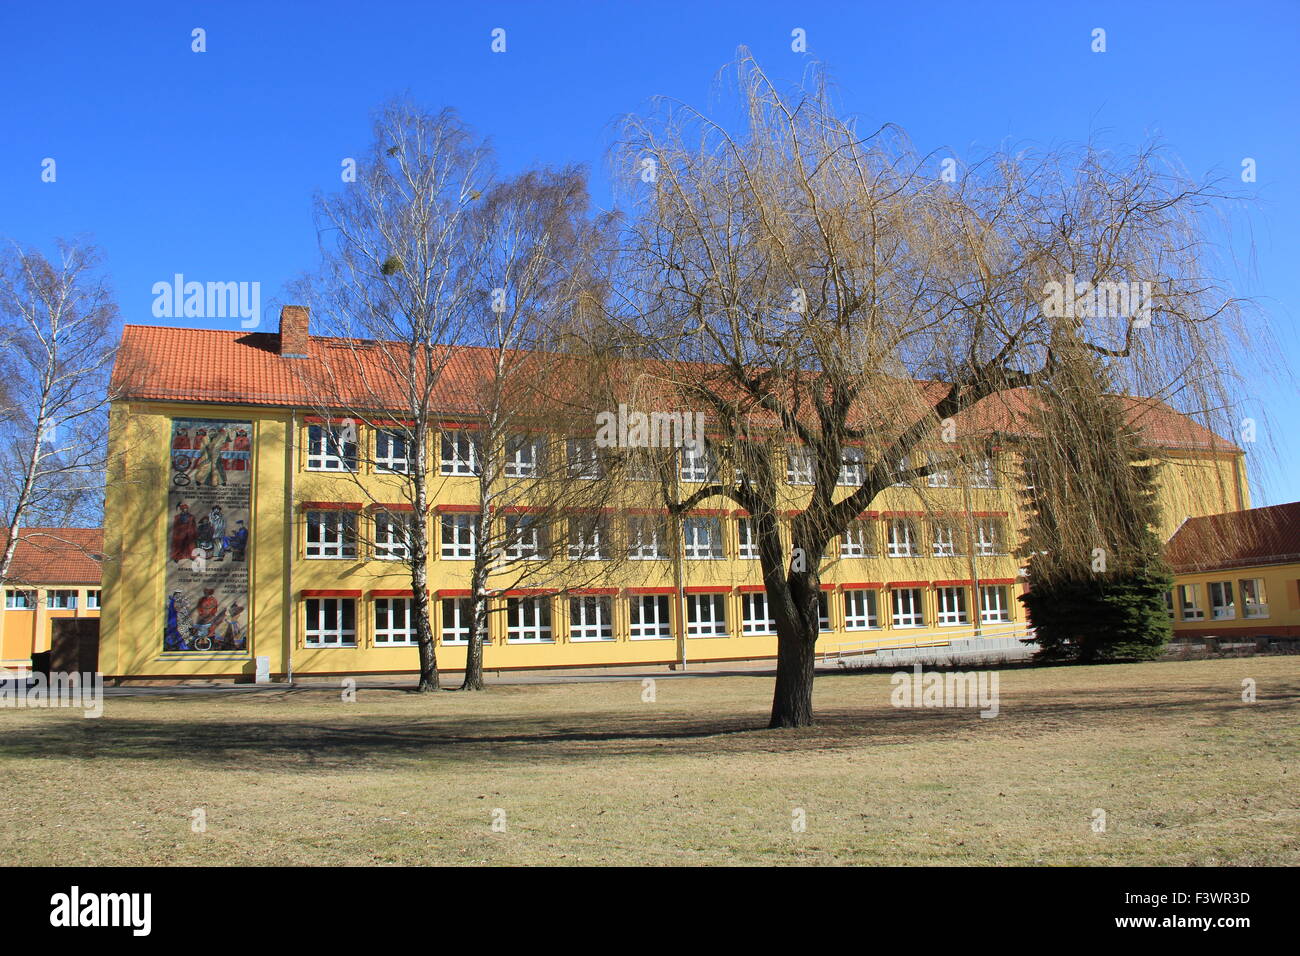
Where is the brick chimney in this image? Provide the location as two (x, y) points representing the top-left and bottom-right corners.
(279, 305), (310, 357)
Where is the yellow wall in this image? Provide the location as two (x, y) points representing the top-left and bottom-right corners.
(0, 587), (102, 667)
(1169, 563), (1300, 637)
(100, 399), (1247, 678)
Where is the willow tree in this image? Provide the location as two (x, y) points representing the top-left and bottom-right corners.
(600, 51), (1252, 727)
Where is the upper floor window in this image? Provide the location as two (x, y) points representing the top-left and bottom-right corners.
(505, 514), (548, 561)
(679, 442), (715, 483)
(840, 520), (874, 558)
(932, 521), (960, 557)
(737, 517), (760, 560)
(1239, 578), (1268, 618)
(926, 452), (953, 487)
(46, 589), (78, 609)
(682, 516), (724, 560)
(838, 447), (865, 486)
(969, 457), (997, 489)
(440, 430), (479, 476)
(306, 510), (358, 560)
(373, 511), (411, 561)
(85, 590), (101, 610)
(568, 515), (609, 561)
(5, 590), (34, 610)
(627, 516), (666, 561)
(440, 513), (476, 560)
(787, 447), (815, 485)
(567, 438), (603, 480)
(886, 518), (918, 557)
(375, 429), (413, 473)
(505, 434), (542, 478)
(975, 518), (1004, 555)
(307, 423), (357, 472)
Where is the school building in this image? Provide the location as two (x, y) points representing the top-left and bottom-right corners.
(98, 306), (1251, 681)
(1165, 501), (1300, 642)
(0, 528), (104, 669)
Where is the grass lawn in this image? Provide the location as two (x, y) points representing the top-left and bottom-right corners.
(0, 656), (1295, 866)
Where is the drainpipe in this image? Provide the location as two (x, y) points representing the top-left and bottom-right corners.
(286, 409), (296, 685)
(962, 473), (981, 639)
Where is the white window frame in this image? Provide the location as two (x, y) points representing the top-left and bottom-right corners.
(440, 513), (476, 560)
(1178, 583), (1205, 621)
(818, 591), (832, 631)
(628, 516), (666, 560)
(1239, 578), (1268, 619)
(932, 521), (959, 557)
(926, 452), (953, 487)
(507, 596), (552, 643)
(679, 442), (715, 483)
(737, 517), (760, 560)
(891, 587), (925, 628)
(686, 593), (728, 638)
(979, 585), (1011, 624)
(305, 598), (357, 647)
(568, 516), (609, 561)
(440, 430), (479, 476)
(741, 592), (776, 635)
(838, 447), (865, 486)
(306, 423), (357, 472)
(567, 438), (603, 479)
(936, 586), (968, 626)
(373, 597), (417, 645)
(887, 519), (918, 557)
(844, 589), (879, 630)
(970, 457), (997, 489)
(505, 514), (547, 561)
(975, 518), (1002, 556)
(5, 590), (34, 610)
(505, 434), (542, 478)
(306, 510), (358, 560)
(787, 447), (815, 485)
(1209, 580), (1236, 620)
(85, 590), (101, 610)
(373, 511), (410, 561)
(440, 597), (485, 645)
(840, 521), (873, 558)
(682, 517), (723, 560)
(569, 596), (614, 642)
(629, 594), (672, 640)
(46, 589), (77, 610)
(374, 429), (412, 473)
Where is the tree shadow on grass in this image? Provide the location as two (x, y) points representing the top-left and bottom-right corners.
(0, 680), (1292, 773)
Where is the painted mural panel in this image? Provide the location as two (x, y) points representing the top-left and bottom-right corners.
(164, 418), (252, 652)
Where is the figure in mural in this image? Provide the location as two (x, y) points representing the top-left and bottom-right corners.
(191, 588), (226, 651)
(197, 427), (230, 487)
(164, 589), (192, 650)
(209, 505), (228, 559)
(230, 520), (248, 561)
(231, 428), (251, 471)
(196, 513), (214, 552)
(170, 503), (197, 563)
(221, 602), (246, 650)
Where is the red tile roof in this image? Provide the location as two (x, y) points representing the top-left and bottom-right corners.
(1164, 502), (1300, 573)
(110, 324), (1239, 454)
(0, 528), (104, 586)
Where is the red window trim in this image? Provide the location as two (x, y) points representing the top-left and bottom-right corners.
(370, 502), (415, 512)
(435, 504), (479, 514)
(981, 578), (1017, 586)
(627, 586), (675, 595)
(932, 580), (973, 587)
(503, 588), (556, 597)
(737, 584), (766, 593)
(971, 511), (1009, 518)
(303, 416), (354, 426)
(687, 509), (728, 517)
(684, 586), (731, 595)
(570, 587), (619, 596)
(438, 421), (483, 431)
(301, 501), (363, 511)
(301, 589), (361, 598)
(731, 509), (751, 518)
(840, 582), (883, 590)
(437, 589), (472, 598)
(627, 508), (670, 516)
(889, 581), (928, 589)
(369, 588), (425, 598)
(881, 511), (926, 519)
(819, 583), (836, 592)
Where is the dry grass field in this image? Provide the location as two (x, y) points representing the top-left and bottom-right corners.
(0, 656), (1295, 866)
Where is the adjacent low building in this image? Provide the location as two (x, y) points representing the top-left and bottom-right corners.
(0, 528), (104, 669)
(1165, 501), (1300, 642)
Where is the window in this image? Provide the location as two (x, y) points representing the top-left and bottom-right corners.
(1178, 584), (1204, 621)
(926, 452), (953, 487)
(507, 597), (552, 643)
(737, 517), (760, 560)
(5, 590), (34, 610)
(307, 423), (357, 471)
(892, 455), (911, 486)
(682, 516), (724, 560)
(374, 429), (412, 473)
(440, 430), (479, 476)
(625, 449), (662, 482)
(568, 516), (609, 561)
(373, 598), (416, 645)
(969, 457), (997, 489)
(679, 442), (715, 482)
(630, 594), (672, 640)
(441, 598), (484, 645)
(891, 587), (925, 628)
(1164, 589), (1175, 618)
(46, 589), (77, 609)
(686, 594), (727, 637)
(844, 589), (879, 630)
(570, 596), (613, 641)
(440, 513), (476, 560)
(887, 519), (918, 557)
(373, 511), (410, 561)
(306, 510), (357, 559)
(1209, 581), (1235, 620)
(818, 591), (831, 631)
(838, 447), (865, 486)
(975, 518), (1003, 556)
(787, 447), (814, 485)
(937, 587), (968, 626)
(305, 598), (356, 646)
(932, 521), (960, 557)
(979, 586), (1011, 623)
(741, 592), (776, 635)
(628, 516), (666, 560)
(567, 438), (603, 479)
(505, 515), (547, 560)
(505, 434), (542, 478)
(1239, 578), (1268, 618)
(85, 590), (101, 610)
(841, 521), (874, 558)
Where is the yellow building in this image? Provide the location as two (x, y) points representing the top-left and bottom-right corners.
(99, 307), (1249, 680)
(0, 528), (104, 669)
(1165, 502), (1300, 643)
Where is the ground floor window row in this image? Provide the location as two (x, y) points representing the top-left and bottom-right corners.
(4, 588), (101, 610)
(300, 584), (1018, 648)
(1168, 578), (1272, 622)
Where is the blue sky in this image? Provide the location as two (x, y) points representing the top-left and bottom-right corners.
(2, 0), (1297, 503)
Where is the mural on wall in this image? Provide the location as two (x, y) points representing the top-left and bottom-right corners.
(163, 418), (252, 652)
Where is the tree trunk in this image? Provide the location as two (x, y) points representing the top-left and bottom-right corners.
(460, 591), (488, 691)
(768, 625), (817, 728)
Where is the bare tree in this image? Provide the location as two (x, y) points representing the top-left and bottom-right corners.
(599, 52), (1256, 727)
(0, 238), (119, 586)
(296, 100), (494, 692)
